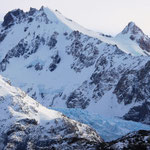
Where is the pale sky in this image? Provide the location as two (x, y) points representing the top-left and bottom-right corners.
(0, 0), (150, 36)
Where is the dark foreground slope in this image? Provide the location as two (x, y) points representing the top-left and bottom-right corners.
(105, 130), (150, 150)
(0, 75), (104, 150)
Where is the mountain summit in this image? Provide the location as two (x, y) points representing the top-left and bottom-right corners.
(121, 21), (143, 35)
(117, 21), (150, 53)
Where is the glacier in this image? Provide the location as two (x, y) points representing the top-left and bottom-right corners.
(53, 108), (150, 142)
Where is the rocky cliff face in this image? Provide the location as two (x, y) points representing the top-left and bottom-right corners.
(0, 75), (104, 150)
(0, 7), (150, 125)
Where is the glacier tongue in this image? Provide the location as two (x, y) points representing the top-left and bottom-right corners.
(53, 108), (150, 142)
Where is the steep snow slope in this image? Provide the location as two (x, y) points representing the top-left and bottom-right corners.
(98, 22), (150, 56)
(54, 11), (150, 56)
(0, 75), (103, 150)
(0, 7), (150, 124)
(53, 12), (150, 56)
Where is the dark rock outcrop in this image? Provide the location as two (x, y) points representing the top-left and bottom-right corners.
(105, 130), (150, 150)
(2, 9), (25, 28)
(123, 101), (150, 124)
(114, 60), (150, 105)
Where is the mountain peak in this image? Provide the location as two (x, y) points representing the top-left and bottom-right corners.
(2, 9), (25, 27)
(1, 7), (60, 30)
(118, 21), (150, 52)
(128, 21), (136, 27)
(121, 21), (143, 35)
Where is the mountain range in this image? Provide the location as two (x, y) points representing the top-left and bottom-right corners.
(0, 6), (150, 149)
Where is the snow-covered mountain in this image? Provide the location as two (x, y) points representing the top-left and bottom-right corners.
(0, 7), (150, 125)
(0, 75), (103, 150)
